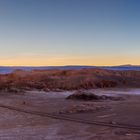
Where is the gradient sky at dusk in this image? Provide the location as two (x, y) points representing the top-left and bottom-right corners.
(0, 0), (140, 66)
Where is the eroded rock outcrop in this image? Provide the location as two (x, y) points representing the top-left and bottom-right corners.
(66, 91), (123, 101)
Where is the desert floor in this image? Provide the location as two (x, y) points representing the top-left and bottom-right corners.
(0, 89), (140, 140)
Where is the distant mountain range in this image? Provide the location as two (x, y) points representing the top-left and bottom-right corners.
(0, 65), (140, 74)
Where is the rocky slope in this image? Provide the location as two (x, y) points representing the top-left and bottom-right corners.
(0, 68), (140, 91)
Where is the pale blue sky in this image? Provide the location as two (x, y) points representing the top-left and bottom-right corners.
(0, 0), (139, 66)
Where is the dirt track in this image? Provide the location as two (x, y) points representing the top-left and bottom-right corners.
(0, 89), (140, 140)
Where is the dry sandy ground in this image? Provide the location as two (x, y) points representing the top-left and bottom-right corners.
(0, 89), (140, 140)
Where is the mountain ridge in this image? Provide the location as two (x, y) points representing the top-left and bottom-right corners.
(0, 65), (140, 74)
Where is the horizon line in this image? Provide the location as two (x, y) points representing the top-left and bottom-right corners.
(0, 64), (139, 67)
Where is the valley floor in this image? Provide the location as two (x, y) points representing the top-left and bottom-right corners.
(0, 89), (140, 140)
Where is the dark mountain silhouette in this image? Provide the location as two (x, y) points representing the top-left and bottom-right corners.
(0, 65), (140, 74)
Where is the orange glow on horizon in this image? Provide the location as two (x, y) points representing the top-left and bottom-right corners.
(0, 55), (139, 66)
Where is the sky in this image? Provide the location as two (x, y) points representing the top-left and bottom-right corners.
(0, 0), (140, 66)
